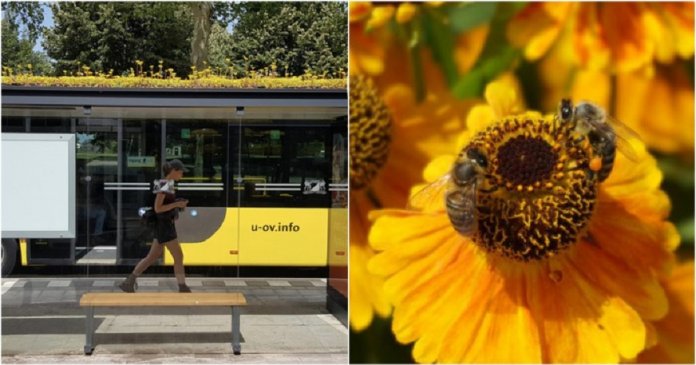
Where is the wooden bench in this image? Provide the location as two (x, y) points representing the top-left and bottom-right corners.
(79, 292), (247, 355)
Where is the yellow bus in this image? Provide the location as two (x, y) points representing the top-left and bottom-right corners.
(1, 86), (347, 282)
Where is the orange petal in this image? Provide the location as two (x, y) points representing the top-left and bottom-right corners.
(598, 3), (653, 72)
(572, 242), (669, 321)
(527, 259), (646, 362)
(349, 2), (372, 23)
(589, 197), (677, 277)
(389, 237), (475, 345)
(454, 25), (490, 73)
(638, 262), (695, 363)
(571, 69), (611, 109)
(507, 3), (569, 61)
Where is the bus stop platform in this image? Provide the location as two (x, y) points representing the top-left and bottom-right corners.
(1, 277), (347, 363)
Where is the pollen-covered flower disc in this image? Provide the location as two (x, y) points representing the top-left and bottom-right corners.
(368, 89), (678, 363)
(462, 116), (596, 261)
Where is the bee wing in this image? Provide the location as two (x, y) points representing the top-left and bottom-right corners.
(407, 173), (451, 212)
(607, 116), (641, 162)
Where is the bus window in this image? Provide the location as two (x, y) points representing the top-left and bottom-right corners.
(238, 125), (331, 208)
(165, 120), (228, 207)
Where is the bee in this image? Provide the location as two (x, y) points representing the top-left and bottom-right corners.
(409, 148), (489, 237)
(558, 99), (639, 182)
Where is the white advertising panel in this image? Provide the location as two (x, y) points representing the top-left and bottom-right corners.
(2, 133), (76, 238)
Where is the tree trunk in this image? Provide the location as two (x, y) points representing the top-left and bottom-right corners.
(190, 2), (213, 71)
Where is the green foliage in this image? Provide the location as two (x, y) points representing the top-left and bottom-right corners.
(452, 2), (526, 98)
(43, 2), (193, 77)
(1, 2), (44, 42)
(1, 19), (52, 75)
(421, 7), (460, 89)
(400, 2), (524, 101)
(350, 316), (413, 364)
(212, 2), (347, 78)
(658, 154), (695, 250)
(448, 2), (498, 34)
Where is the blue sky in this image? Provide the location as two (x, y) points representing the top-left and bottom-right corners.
(1, 2), (53, 53)
(33, 3), (53, 53)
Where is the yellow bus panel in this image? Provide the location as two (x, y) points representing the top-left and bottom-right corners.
(238, 208), (328, 266)
(165, 208), (328, 266)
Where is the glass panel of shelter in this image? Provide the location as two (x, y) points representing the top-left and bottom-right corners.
(74, 117), (120, 265)
(119, 119), (162, 262)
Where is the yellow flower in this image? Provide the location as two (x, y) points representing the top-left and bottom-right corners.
(638, 262), (695, 364)
(350, 193), (392, 331)
(508, 2), (694, 73)
(348, 70), (474, 330)
(368, 81), (679, 363)
(396, 3), (418, 24)
(536, 25), (694, 158)
(350, 2), (489, 79)
(615, 64), (695, 158)
(349, 3), (388, 76)
(349, 5), (492, 331)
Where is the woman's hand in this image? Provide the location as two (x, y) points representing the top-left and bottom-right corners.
(176, 199), (189, 208)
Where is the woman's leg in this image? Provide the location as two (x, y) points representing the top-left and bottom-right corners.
(163, 240), (188, 287)
(132, 241), (164, 276)
(119, 242), (163, 292)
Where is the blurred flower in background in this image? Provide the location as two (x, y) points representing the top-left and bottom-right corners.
(348, 1), (483, 339)
(514, 2), (695, 157)
(349, 2), (694, 364)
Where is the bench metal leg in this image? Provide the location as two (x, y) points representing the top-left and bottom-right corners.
(84, 307), (95, 355)
(231, 306), (241, 355)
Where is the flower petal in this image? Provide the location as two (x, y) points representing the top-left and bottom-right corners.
(572, 242), (669, 321)
(528, 259), (646, 362)
(638, 262), (695, 363)
(350, 243), (392, 331)
(590, 195), (677, 276)
(369, 210), (451, 251)
(485, 78), (523, 119)
(507, 3), (570, 61)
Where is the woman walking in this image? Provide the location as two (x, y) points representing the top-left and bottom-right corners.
(119, 159), (191, 293)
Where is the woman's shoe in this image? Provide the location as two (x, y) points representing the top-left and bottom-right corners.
(178, 283), (192, 293)
(118, 274), (138, 293)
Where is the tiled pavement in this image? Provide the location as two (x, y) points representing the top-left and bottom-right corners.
(1, 277), (346, 363)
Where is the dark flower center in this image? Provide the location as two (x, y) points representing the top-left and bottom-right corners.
(497, 136), (557, 186)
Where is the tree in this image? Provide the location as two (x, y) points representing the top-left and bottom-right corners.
(43, 2), (192, 76)
(1, 19), (53, 75)
(190, 2), (213, 71)
(1, 2), (44, 42)
(214, 2), (347, 78)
